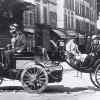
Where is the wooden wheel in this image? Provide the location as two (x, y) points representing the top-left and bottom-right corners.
(95, 64), (100, 87)
(0, 77), (3, 85)
(21, 63), (48, 93)
(90, 72), (100, 88)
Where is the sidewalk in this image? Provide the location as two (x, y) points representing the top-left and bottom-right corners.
(59, 62), (94, 88)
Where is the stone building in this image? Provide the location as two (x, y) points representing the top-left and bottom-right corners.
(57, 0), (97, 36)
(23, 0), (57, 32)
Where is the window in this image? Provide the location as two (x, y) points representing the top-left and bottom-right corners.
(23, 5), (40, 27)
(35, 0), (40, 2)
(71, 12), (74, 30)
(43, 0), (48, 4)
(43, 6), (47, 24)
(35, 4), (41, 23)
(76, 19), (80, 33)
(70, 0), (74, 11)
(75, 1), (79, 15)
(86, 7), (89, 18)
(49, 12), (57, 27)
(68, 11), (70, 29)
(82, 4), (85, 17)
(64, 14), (68, 29)
(23, 10), (30, 27)
(48, 0), (56, 4)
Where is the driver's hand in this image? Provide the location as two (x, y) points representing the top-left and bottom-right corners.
(89, 53), (94, 56)
(6, 44), (12, 50)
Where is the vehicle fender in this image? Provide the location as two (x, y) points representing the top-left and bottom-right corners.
(92, 59), (100, 71)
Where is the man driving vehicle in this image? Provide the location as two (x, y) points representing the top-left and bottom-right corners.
(5, 23), (26, 67)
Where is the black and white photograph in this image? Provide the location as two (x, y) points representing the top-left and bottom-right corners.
(0, 0), (99, 100)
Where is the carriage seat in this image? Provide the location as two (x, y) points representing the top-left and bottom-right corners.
(80, 55), (95, 68)
(13, 52), (35, 60)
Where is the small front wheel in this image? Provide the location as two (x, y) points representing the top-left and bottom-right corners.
(21, 63), (48, 93)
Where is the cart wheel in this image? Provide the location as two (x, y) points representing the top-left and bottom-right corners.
(0, 77), (3, 85)
(90, 72), (100, 88)
(21, 63), (48, 93)
(95, 64), (100, 87)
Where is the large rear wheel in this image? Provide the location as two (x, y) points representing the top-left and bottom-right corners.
(21, 63), (48, 93)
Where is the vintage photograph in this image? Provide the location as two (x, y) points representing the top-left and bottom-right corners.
(0, 0), (99, 100)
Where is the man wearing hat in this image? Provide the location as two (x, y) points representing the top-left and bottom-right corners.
(65, 34), (87, 66)
(5, 23), (26, 68)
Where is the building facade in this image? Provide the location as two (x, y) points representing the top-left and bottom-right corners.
(23, 0), (57, 32)
(14, 0), (97, 36)
(57, 0), (97, 36)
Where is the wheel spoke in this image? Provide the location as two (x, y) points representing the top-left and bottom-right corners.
(39, 73), (45, 78)
(31, 83), (36, 89)
(39, 77), (46, 81)
(38, 81), (44, 86)
(33, 67), (36, 74)
(90, 73), (100, 88)
(28, 69), (33, 75)
(36, 69), (43, 76)
(36, 68), (40, 75)
(28, 83), (36, 89)
(97, 77), (100, 80)
(21, 65), (48, 93)
(97, 70), (100, 73)
(25, 80), (31, 85)
(25, 71), (32, 77)
(97, 73), (100, 76)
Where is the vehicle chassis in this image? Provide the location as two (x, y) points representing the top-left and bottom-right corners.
(0, 48), (63, 93)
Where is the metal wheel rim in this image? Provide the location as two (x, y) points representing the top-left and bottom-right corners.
(21, 64), (48, 93)
(0, 77), (3, 85)
(90, 72), (100, 88)
(95, 64), (100, 87)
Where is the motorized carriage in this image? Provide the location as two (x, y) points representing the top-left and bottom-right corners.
(65, 35), (100, 88)
(0, 24), (65, 93)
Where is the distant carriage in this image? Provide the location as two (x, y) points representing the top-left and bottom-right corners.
(65, 34), (100, 88)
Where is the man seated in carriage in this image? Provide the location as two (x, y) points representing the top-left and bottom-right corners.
(4, 23), (26, 67)
(65, 34), (88, 66)
(66, 34), (97, 69)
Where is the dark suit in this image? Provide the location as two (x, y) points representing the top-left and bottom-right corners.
(5, 31), (26, 68)
(13, 33), (26, 53)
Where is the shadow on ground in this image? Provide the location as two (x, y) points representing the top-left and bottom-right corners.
(44, 85), (100, 93)
(0, 86), (24, 92)
(0, 85), (99, 93)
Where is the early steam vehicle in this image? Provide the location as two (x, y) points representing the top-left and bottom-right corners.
(0, 24), (65, 93)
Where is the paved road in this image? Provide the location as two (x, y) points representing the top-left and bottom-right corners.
(0, 62), (100, 100)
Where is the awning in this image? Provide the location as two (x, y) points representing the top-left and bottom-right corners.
(52, 29), (66, 39)
(66, 30), (79, 38)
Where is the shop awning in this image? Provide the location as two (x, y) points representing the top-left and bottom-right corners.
(52, 29), (66, 39)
